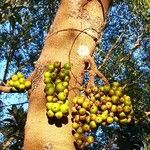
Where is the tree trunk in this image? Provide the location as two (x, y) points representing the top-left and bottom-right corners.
(23, 0), (111, 149)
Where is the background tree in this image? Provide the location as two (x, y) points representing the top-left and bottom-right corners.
(0, 0), (149, 150)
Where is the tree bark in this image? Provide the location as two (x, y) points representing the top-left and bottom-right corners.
(23, 0), (111, 150)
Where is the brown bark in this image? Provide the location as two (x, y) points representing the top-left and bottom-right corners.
(23, 0), (111, 150)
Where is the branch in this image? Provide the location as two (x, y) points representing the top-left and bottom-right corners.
(0, 86), (12, 93)
(98, 33), (123, 69)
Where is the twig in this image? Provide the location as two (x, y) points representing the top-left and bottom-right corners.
(84, 56), (109, 85)
(98, 33), (123, 69)
(0, 86), (12, 93)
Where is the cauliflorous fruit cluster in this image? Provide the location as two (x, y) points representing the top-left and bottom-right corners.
(44, 61), (71, 119)
(72, 82), (133, 147)
(6, 72), (31, 91)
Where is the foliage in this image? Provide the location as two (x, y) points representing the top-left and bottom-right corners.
(0, 105), (27, 150)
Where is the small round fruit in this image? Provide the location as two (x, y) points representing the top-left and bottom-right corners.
(54, 61), (61, 68)
(82, 124), (90, 132)
(11, 87), (17, 91)
(47, 96), (53, 102)
(60, 104), (69, 114)
(46, 87), (55, 96)
(111, 105), (117, 112)
(58, 92), (66, 101)
(44, 78), (51, 84)
(90, 121), (97, 129)
(46, 102), (53, 110)
(99, 86), (104, 92)
(82, 100), (90, 109)
(90, 114), (97, 121)
(74, 132), (82, 140)
(48, 64), (55, 72)
(79, 108), (86, 115)
(56, 82), (65, 92)
(72, 96), (78, 104)
(117, 105), (123, 112)
(123, 105), (131, 113)
(47, 110), (54, 117)
(64, 76), (70, 82)
(76, 139), (83, 146)
(114, 116), (119, 122)
(62, 81), (68, 87)
(14, 81), (20, 88)
(84, 116), (90, 124)
(63, 63), (71, 70)
(109, 89), (115, 96)
(17, 72), (24, 78)
(77, 96), (85, 104)
(101, 105), (107, 111)
(112, 82), (120, 87)
(72, 122), (79, 129)
(72, 107), (78, 113)
(86, 136), (94, 144)
(19, 78), (25, 84)
(55, 111), (63, 119)
(19, 84), (25, 90)
(101, 114), (108, 120)
(51, 103), (60, 112)
(106, 102), (112, 109)
(25, 81), (32, 89)
(104, 84), (111, 92)
(95, 116), (103, 124)
(115, 90), (122, 97)
(119, 112), (126, 118)
(8, 80), (14, 86)
(11, 75), (18, 81)
(77, 127), (83, 134)
(120, 118), (128, 124)
(111, 95), (119, 104)
(44, 72), (51, 78)
(107, 116), (113, 124)
(90, 105), (98, 114)
(124, 99), (132, 106)
(50, 72), (57, 80)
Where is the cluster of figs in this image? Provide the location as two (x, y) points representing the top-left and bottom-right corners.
(6, 72), (31, 91)
(72, 82), (133, 147)
(44, 61), (71, 119)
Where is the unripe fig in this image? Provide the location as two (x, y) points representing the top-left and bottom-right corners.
(76, 139), (83, 146)
(117, 105), (123, 112)
(86, 136), (94, 144)
(46, 87), (55, 96)
(54, 61), (61, 68)
(63, 63), (71, 70)
(55, 111), (63, 119)
(51, 103), (60, 112)
(119, 112), (126, 118)
(77, 96), (85, 104)
(107, 116), (113, 124)
(123, 105), (131, 113)
(111, 95), (119, 104)
(46, 102), (53, 110)
(79, 108), (86, 115)
(77, 127), (83, 134)
(85, 116), (91, 123)
(48, 64), (55, 72)
(74, 132), (82, 140)
(95, 116), (103, 124)
(120, 118), (128, 124)
(72, 122), (79, 129)
(14, 81), (20, 88)
(19, 84), (25, 90)
(19, 78), (25, 84)
(60, 104), (69, 114)
(105, 102), (112, 109)
(104, 84), (111, 92)
(82, 100), (90, 109)
(109, 89), (115, 96)
(90, 114), (96, 121)
(47, 110), (54, 117)
(47, 96), (53, 102)
(115, 90), (122, 97)
(8, 80), (14, 86)
(101, 105), (107, 111)
(111, 105), (117, 112)
(56, 82), (65, 92)
(72, 107), (78, 113)
(90, 121), (97, 129)
(44, 78), (51, 84)
(44, 72), (51, 78)
(82, 124), (90, 132)
(57, 92), (66, 101)
(112, 82), (120, 87)
(17, 72), (24, 78)
(25, 81), (31, 89)
(11, 75), (18, 81)
(90, 105), (98, 114)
